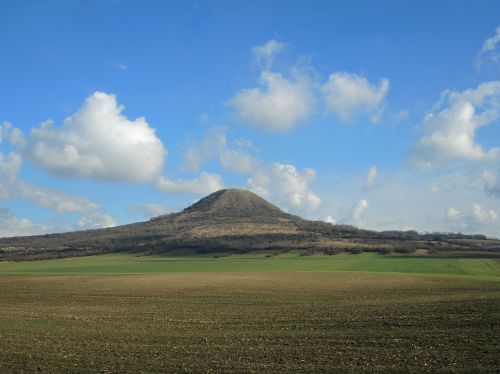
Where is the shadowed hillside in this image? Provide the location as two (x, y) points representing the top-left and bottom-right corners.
(1, 189), (499, 260)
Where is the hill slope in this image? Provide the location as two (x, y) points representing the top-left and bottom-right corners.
(1, 189), (499, 260)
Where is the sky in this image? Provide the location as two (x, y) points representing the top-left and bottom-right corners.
(1, 0), (500, 238)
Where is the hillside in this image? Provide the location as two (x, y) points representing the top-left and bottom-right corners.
(1, 189), (499, 261)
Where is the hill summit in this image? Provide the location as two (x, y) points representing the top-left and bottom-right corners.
(182, 189), (290, 219)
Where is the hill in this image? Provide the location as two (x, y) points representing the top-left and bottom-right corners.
(1, 189), (499, 260)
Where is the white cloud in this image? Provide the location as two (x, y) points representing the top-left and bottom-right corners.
(128, 203), (170, 218)
(22, 92), (166, 183)
(410, 81), (500, 169)
(475, 26), (500, 70)
(324, 215), (336, 224)
(1, 128), (99, 213)
(317, 168), (500, 237)
(351, 199), (368, 221)
(364, 165), (378, 188)
(482, 26), (500, 52)
(156, 172), (223, 195)
(0, 206), (117, 237)
(472, 203), (497, 222)
(8, 127), (26, 148)
(219, 149), (258, 174)
(321, 72), (389, 123)
(1, 124), (115, 231)
(0, 151), (22, 184)
(252, 39), (286, 68)
(0, 207), (49, 238)
(231, 41), (395, 130)
(75, 212), (117, 230)
(445, 203), (497, 232)
(229, 70), (314, 131)
(183, 128), (321, 216)
(17, 183), (99, 213)
(246, 163), (320, 214)
(446, 207), (463, 221)
(184, 128), (322, 215)
(184, 128), (259, 174)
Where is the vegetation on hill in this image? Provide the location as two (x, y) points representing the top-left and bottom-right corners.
(1, 189), (499, 261)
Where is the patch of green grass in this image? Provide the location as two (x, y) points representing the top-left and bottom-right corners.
(0, 273), (498, 373)
(1, 252), (499, 279)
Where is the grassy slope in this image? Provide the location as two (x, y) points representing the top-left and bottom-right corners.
(0, 252), (499, 279)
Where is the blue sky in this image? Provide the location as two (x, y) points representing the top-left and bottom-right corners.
(1, 0), (500, 237)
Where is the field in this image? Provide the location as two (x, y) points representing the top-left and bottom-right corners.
(1, 251), (500, 278)
(1, 252), (499, 373)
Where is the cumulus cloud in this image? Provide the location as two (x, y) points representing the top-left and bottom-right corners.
(156, 172), (223, 195)
(252, 39), (286, 68)
(128, 203), (170, 218)
(22, 92), (165, 183)
(483, 170), (500, 197)
(321, 72), (389, 123)
(410, 81), (500, 169)
(229, 70), (314, 131)
(351, 199), (369, 221)
(324, 215), (336, 224)
(184, 128), (259, 174)
(475, 26), (500, 70)
(332, 199), (369, 226)
(0, 207), (49, 238)
(230, 40), (395, 130)
(246, 163), (320, 214)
